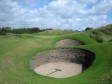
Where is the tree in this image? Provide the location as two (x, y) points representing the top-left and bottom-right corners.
(29, 27), (40, 33)
(85, 27), (93, 31)
(0, 27), (7, 35)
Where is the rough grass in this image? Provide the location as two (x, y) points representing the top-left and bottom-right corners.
(82, 24), (112, 42)
(0, 31), (112, 84)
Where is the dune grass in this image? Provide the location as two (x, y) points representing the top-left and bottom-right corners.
(82, 24), (112, 42)
(0, 31), (112, 84)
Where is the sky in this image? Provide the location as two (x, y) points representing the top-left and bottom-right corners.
(0, 0), (112, 30)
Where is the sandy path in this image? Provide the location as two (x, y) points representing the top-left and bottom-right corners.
(34, 62), (82, 78)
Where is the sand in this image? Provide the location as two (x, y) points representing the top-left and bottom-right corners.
(34, 62), (82, 78)
(56, 39), (84, 47)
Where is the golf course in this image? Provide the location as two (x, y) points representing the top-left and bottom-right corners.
(0, 24), (112, 84)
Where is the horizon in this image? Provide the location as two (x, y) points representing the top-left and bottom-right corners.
(0, 0), (112, 30)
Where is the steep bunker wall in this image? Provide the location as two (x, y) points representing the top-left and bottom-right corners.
(56, 39), (85, 47)
(30, 48), (95, 78)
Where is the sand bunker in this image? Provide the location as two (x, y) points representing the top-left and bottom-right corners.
(56, 39), (84, 47)
(34, 62), (82, 78)
(30, 48), (95, 78)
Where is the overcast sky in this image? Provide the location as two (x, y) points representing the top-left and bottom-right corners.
(0, 0), (112, 30)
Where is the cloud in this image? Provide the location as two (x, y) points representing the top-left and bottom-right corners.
(78, 0), (98, 4)
(0, 0), (112, 30)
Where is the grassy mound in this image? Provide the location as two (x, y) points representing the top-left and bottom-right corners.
(83, 24), (112, 42)
(37, 29), (78, 35)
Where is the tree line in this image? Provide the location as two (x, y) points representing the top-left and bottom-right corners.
(0, 26), (94, 35)
(0, 27), (52, 35)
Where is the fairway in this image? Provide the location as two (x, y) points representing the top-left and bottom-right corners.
(0, 32), (112, 84)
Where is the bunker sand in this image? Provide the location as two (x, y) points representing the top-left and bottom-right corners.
(56, 39), (84, 47)
(34, 62), (82, 78)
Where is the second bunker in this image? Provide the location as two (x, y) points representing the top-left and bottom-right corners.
(56, 39), (85, 47)
(30, 48), (95, 78)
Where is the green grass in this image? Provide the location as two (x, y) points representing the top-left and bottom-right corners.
(0, 30), (112, 84)
(37, 29), (79, 35)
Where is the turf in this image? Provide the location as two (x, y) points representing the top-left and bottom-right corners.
(0, 31), (112, 84)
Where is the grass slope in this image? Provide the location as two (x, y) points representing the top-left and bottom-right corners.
(37, 29), (79, 35)
(82, 24), (112, 42)
(0, 29), (112, 84)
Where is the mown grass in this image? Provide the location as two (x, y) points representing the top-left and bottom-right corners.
(37, 29), (79, 35)
(0, 30), (112, 84)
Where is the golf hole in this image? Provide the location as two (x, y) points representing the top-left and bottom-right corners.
(56, 39), (85, 47)
(30, 48), (95, 78)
